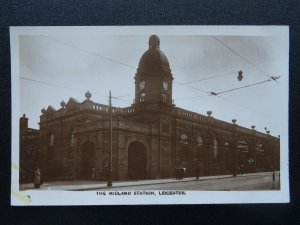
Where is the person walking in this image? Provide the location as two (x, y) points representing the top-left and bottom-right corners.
(34, 167), (41, 188)
(195, 166), (200, 180)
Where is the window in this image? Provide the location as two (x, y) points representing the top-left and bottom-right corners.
(140, 92), (146, 102)
(180, 133), (188, 144)
(50, 134), (55, 146)
(197, 136), (203, 147)
(213, 138), (218, 159)
(70, 130), (75, 147)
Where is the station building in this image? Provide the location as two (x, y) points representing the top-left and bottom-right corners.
(31, 35), (279, 181)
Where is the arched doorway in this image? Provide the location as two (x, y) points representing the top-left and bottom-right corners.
(224, 141), (233, 174)
(128, 141), (147, 180)
(237, 138), (250, 173)
(179, 146), (192, 176)
(80, 140), (95, 179)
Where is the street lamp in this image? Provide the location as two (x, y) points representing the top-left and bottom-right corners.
(237, 70), (243, 81)
(107, 91), (113, 188)
(232, 119), (237, 176)
(250, 125), (256, 173)
(266, 130), (275, 189)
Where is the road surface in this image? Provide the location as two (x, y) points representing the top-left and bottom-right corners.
(96, 172), (280, 191)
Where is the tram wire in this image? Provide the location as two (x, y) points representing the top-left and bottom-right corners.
(24, 35), (279, 120)
(210, 36), (276, 82)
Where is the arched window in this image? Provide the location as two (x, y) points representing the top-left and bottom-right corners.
(47, 133), (55, 159)
(140, 92), (146, 102)
(197, 136), (203, 147)
(50, 133), (55, 146)
(70, 130), (75, 147)
(213, 138), (218, 159)
(180, 133), (188, 144)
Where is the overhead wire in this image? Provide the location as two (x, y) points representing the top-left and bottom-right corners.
(174, 81), (210, 94)
(174, 70), (236, 86)
(24, 35), (278, 122)
(210, 36), (275, 81)
(41, 35), (136, 70)
(20, 76), (84, 92)
(215, 78), (273, 95)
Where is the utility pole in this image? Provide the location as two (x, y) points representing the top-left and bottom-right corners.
(107, 90), (113, 187)
(232, 119), (237, 177)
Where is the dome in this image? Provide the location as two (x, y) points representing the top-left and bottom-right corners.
(137, 35), (170, 73)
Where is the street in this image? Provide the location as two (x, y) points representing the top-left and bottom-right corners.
(96, 172), (280, 191)
(20, 171), (280, 191)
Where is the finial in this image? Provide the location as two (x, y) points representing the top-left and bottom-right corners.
(85, 91), (92, 99)
(251, 125), (255, 130)
(149, 35), (160, 49)
(232, 119), (237, 124)
(41, 108), (46, 114)
(207, 111), (212, 117)
(60, 100), (66, 108)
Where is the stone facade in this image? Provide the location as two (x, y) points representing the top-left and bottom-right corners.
(25, 35), (280, 181)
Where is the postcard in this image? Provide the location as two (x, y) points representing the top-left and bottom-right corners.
(10, 26), (289, 205)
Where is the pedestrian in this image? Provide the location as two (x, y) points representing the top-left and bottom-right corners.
(181, 168), (185, 179)
(91, 167), (96, 180)
(34, 167), (41, 188)
(195, 166), (200, 180)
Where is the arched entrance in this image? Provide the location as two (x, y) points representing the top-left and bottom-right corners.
(80, 140), (95, 179)
(128, 141), (147, 180)
(179, 146), (192, 176)
(224, 141), (233, 174)
(237, 138), (250, 173)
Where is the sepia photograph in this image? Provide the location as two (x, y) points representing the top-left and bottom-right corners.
(10, 26), (289, 205)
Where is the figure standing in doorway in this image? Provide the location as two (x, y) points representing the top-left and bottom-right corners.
(34, 167), (41, 188)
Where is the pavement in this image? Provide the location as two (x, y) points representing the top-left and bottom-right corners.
(19, 172), (276, 191)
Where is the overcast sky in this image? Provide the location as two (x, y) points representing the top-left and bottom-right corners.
(18, 27), (288, 136)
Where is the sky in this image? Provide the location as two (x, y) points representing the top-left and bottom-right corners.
(18, 27), (289, 136)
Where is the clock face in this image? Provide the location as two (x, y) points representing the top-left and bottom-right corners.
(163, 81), (168, 91)
(139, 80), (145, 90)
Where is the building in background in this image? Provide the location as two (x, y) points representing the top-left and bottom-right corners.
(21, 35), (280, 182)
(19, 114), (40, 183)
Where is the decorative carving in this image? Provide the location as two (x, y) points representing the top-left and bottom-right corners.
(85, 91), (92, 99)
(60, 100), (66, 108)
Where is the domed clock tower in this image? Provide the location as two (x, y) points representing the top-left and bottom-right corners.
(134, 35), (174, 108)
